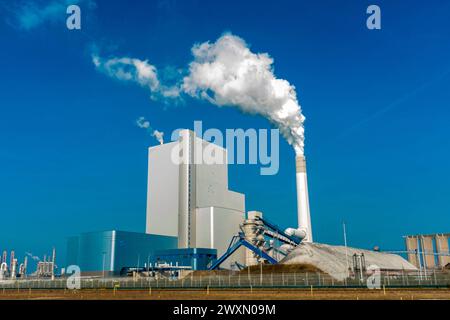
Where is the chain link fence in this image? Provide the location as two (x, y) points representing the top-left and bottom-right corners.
(1, 271), (449, 290)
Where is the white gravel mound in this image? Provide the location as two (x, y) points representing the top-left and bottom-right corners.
(281, 242), (417, 281)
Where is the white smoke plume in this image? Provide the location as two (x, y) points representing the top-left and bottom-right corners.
(25, 252), (40, 262)
(152, 130), (164, 145)
(136, 116), (151, 129)
(183, 34), (305, 154)
(92, 55), (180, 100)
(136, 117), (164, 144)
(94, 33), (305, 154)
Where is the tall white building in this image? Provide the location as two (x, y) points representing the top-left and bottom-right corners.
(146, 129), (245, 267)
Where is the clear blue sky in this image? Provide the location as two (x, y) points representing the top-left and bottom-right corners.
(1, 0), (449, 267)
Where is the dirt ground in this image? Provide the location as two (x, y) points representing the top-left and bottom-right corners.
(0, 288), (449, 300)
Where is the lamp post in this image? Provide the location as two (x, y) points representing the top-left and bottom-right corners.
(343, 221), (350, 279)
(102, 252), (106, 278)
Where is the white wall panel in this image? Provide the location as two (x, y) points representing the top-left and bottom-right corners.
(146, 142), (179, 237)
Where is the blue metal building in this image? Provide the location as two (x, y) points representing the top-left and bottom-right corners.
(66, 230), (177, 275)
(66, 230), (217, 275)
(151, 248), (217, 270)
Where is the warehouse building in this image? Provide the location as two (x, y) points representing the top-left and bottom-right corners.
(66, 231), (217, 275)
(66, 231), (177, 275)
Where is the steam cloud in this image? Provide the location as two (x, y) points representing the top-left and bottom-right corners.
(136, 117), (151, 129)
(136, 117), (164, 144)
(93, 56), (180, 100)
(183, 34), (305, 155)
(152, 130), (164, 145)
(94, 33), (305, 154)
(25, 252), (40, 262)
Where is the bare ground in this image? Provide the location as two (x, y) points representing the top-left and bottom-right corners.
(0, 288), (449, 300)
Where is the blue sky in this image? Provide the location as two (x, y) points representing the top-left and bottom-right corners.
(1, 0), (450, 267)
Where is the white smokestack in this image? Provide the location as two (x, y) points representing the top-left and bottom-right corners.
(295, 155), (313, 242)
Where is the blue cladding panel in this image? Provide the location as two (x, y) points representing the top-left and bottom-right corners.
(78, 231), (115, 272)
(113, 231), (178, 270)
(151, 248), (217, 270)
(66, 232), (217, 272)
(66, 230), (177, 273)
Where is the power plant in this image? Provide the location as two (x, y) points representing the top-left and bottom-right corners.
(59, 128), (435, 279)
(2, 3), (450, 302)
(63, 129), (330, 275)
(2, 128), (449, 284)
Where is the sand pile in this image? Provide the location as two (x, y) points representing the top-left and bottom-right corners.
(281, 242), (417, 281)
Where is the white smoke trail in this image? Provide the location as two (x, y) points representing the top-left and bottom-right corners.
(183, 33), (305, 155)
(136, 117), (164, 144)
(152, 130), (164, 145)
(94, 33), (305, 154)
(136, 116), (151, 129)
(25, 252), (40, 262)
(93, 55), (181, 100)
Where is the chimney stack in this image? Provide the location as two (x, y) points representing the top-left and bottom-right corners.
(295, 155), (313, 242)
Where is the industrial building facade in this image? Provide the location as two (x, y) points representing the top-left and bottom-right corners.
(66, 231), (178, 274)
(67, 130), (246, 273)
(405, 233), (450, 269)
(146, 129), (246, 267)
(66, 231), (218, 274)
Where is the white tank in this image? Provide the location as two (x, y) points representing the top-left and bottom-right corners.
(285, 227), (307, 239)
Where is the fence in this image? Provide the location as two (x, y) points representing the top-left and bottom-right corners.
(0, 271), (449, 290)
